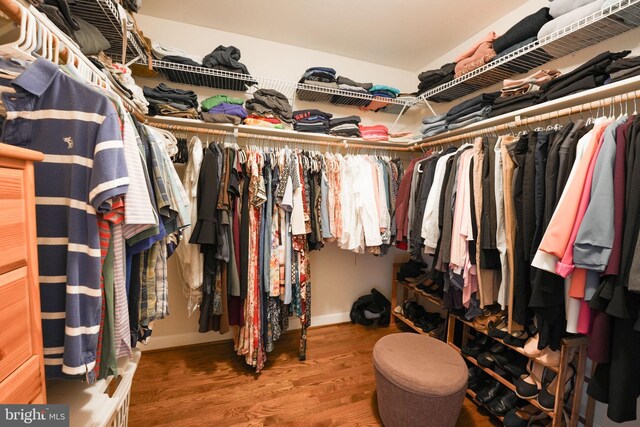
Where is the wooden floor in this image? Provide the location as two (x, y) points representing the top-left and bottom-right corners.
(129, 322), (499, 427)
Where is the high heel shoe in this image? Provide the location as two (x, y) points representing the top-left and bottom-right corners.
(536, 347), (561, 368)
(523, 334), (541, 357)
(514, 360), (545, 399)
(537, 364), (576, 411)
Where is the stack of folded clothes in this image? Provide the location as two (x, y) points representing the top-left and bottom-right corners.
(485, 69), (561, 118)
(329, 116), (361, 137)
(297, 67), (339, 102)
(491, 7), (552, 73)
(539, 50), (630, 101)
(152, 41), (204, 65)
(415, 63), (456, 96)
(538, 0), (606, 40)
(363, 84), (400, 112)
(488, 91), (544, 118)
(500, 69), (560, 97)
(202, 45), (257, 90)
(331, 76), (373, 106)
(244, 89), (293, 129)
(359, 124), (389, 142)
(200, 94), (247, 124)
(420, 113), (448, 138)
(455, 31), (498, 78)
(446, 92), (499, 129)
(605, 54), (640, 83)
(293, 109), (333, 133)
(143, 83), (199, 119)
(150, 41), (207, 86)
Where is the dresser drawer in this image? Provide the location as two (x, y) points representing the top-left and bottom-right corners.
(0, 167), (27, 275)
(0, 356), (42, 404)
(0, 267), (34, 383)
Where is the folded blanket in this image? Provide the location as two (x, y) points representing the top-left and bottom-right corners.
(549, 0), (596, 17)
(538, 0), (605, 40)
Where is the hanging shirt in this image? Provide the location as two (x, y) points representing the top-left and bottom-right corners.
(175, 136), (204, 316)
(1, 58), (129, 380)
(421, 151), (456, 252)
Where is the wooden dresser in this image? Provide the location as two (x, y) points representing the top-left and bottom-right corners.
(0, 142), (46, 404)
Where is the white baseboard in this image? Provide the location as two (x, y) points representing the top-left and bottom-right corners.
(140, 312), (352, 352)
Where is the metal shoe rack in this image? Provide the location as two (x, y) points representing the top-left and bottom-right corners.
(447, 315), (589, 426)
(419, 0), (640, 103)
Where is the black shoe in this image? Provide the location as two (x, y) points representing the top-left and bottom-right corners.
(487, 317), (509, 339)
(537, 364), (575, 411)
(477, 351), (512, 370)
(514, 362), (545, 399)
(486, 389), (519, 415)
(503, 357), (529, 378)
(504, 324), (537, 348)
(468, 366), (485, 389)
(476, 379), (504, 404)
(504, 408), (548, 427)
(461, 335), (490, 358)
(489, 342), (507, 354)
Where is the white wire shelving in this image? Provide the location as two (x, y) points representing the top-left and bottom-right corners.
(420, 0), (640, 103)
(69, 0), (147, 64)
(144, 59), (419, 116)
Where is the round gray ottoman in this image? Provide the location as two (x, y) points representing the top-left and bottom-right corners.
(373, 333), (467, 427)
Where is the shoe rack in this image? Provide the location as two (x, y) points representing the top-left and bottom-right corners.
(447, 315), (589, 426)
(390, 263), (449, 341)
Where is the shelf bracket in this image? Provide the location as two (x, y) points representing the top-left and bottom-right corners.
(389, 103), (409, 134)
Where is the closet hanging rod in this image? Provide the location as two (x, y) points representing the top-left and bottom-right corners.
(413, 88), (640, 149)
(150, 122), (412, 152)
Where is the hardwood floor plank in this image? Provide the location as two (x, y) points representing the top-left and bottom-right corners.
(129, 323), (497, 426)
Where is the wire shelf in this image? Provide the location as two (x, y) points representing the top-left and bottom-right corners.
(146, 60), (419, 115)
(69, 0), (147, 63)
(420, 0), (640, 103)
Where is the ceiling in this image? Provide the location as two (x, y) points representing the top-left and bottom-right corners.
(138, 0), (526, 72)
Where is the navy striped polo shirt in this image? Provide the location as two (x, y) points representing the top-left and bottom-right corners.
(2, 58), (129, 381)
